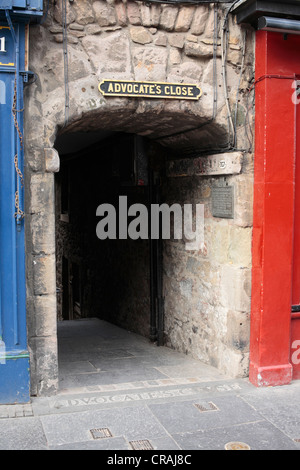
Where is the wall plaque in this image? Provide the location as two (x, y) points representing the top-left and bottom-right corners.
(99, 79), (202, 100)
(212, 186), (234, 219)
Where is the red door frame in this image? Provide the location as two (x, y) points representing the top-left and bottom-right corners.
(250, 31), (300, 387)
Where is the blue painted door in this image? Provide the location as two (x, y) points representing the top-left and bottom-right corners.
(0, 21), (29, 403)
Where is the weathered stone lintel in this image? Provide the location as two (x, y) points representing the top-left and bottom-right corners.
(166, 152), (243, 177)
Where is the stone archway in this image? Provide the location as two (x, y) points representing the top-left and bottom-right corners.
(24, 0), (254, 396)
(25, 0), (250, 152)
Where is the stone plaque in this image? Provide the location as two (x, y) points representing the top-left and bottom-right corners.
(212, 186), (234, 219)
(166, 152), (243, 177)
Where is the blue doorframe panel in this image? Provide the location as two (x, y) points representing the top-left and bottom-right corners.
(0, 21), (29, 404)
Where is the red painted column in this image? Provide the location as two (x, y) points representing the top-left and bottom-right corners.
(250, 31), (300, 387)
(291, 75), (300, 379)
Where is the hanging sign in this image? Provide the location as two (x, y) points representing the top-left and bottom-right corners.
(99, 79), (202, 101)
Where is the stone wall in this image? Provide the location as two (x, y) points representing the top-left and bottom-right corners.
(162, 160), (252, 377)
(24, 0), (255, 395)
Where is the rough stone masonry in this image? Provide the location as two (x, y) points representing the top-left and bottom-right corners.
(24, 0), (255, 396)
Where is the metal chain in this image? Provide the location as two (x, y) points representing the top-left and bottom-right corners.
(12, 76), (25, 220)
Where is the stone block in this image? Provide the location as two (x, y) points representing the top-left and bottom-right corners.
(159, 6), (178, 32)
(227, 46), (242, 65)
(69, 30), (85, 38)
(28, 294), (57, 338)
(154, 32), (167, 47)
(49, 25), (63, 34)
(169, 61), (202, 82)
(233, 174), (253, 227)
(186, 34), (198, 43)
(26, 147), (45, 173)
(58, 33), (79, 44)
(127, 1), (141, 25)
(140, 4), (152, 27)
(45, 148), (60, 173)
(115, 1), (127, 26)
(32, 254), (56, 296)
(218, 344), (249, 378)
(30, 173), (55, 214)
(73, 0), (95, 25)
(190, 5), (209, 35)
(228, 226), (252, 267)
(84, 24), (102, 35)
(28, 335), (58, 396)
(168, 33), (185, 49)
(82, 31), (131, 77)
(31, 212), (55, 254)
(132, 46), (168, 81)
(225, 310), (250, 353)
(174, 6), (195, 32)
(169, 48), (181, 65)
(68, 46), (95, 81)
(220, 265), (251, 313)
(204, 7), (216, 39)
(53, 0), (76, 25)
(210, 222), (230, 264)
(32, 47), (65, 94)
(150, 4), (161, 27)
(69, 23), (85, 31)
(184, 41), (214, 59)
(93, 0), (117, 26)
(130, 26), (153, 45)
(53, 34), (63, 44)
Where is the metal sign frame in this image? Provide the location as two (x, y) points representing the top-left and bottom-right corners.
(99, 79), (202, 101)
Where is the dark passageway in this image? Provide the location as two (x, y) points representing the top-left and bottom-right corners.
(54, 131), (226, 392)
(55, 132), (164, 340)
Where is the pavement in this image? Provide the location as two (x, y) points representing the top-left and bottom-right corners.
(0, 318), (300, 451)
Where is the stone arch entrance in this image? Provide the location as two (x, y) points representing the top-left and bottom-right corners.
(25, 0), (247, 152)
(24, 0), (254, 396)
(51, 119), (229, 395)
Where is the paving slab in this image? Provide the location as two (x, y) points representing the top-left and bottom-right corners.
(0, 417), (48, 450)
(148, 395), (262, 434)
(39, 405), (170, 448)
(172, 420), (300, 451)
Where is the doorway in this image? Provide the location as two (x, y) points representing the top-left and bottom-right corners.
(55, 132), (165, 343)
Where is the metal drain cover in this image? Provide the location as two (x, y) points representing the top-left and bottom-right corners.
(90, 428), (113, 440)
(129, 440), (154, 450)
(225, 441), (251, 450)
(194, 402), (219, 412)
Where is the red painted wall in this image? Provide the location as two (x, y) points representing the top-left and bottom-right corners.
(250, 31), (300, 386)
(291, 70), (300, 379)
